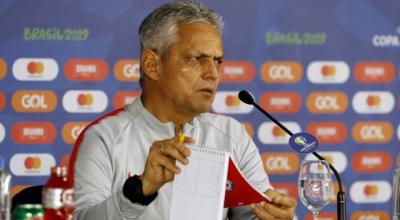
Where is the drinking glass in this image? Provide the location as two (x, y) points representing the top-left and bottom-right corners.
(298, 160), (333, 220)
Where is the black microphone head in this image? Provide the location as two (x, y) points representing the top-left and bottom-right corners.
(238, 90), (254, 105)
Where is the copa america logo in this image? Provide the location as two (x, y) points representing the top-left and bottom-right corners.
(289, 132), (319, 153)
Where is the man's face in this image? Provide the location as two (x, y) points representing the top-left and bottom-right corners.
(155, 22), (223, 115)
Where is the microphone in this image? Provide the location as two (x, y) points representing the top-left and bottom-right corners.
(238, 90), (346, 220)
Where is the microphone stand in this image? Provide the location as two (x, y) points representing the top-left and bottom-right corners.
(241, 92), (346, 220)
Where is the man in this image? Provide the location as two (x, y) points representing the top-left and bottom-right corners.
(71, 1), (297, 219)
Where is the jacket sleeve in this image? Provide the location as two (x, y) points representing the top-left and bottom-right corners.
(73, 128), (146, 220)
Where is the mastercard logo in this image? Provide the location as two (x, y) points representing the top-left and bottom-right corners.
(10, 153), (56, 176)
(0, 91), (5, 111)
(62, 121), (89, 144)
(24, 156), (41, 169)
(306, 122), (347, 144)
(12, 90), (57, 112)
(64, 59), (108, 81)
(77, 94), (94, 106)
(220, 61), (255, 83)
(366, 95), (381, 107)
(225, 95), (241, 107)
(354, 61), (395, 84)
(350, 180), (391, 203)
(114, 59), (140, 82)
(306, 91), (348, 113)
(212, 91), (253, 114)
(241, 121), (254, 138)
(307, 61), (350, 84)
(27, 61), (44, 74)
(259, 92), (301, 114)
(261, 152), (299, 174)
(258, 121), (301, 144)
(63, 90), (108, 113)
(352, 151), (392, 173)
(272, 125), (286, 137)
(352, 91), (394, 114)
(260, 61), (302, 83)
(113, 91), (141, 109)
(321, 65), (335, 76)
(352, 121), (393, 143)
(11, 122), (56, 144)
(351, 211), (390, 220)
(305, 212), (336, 220)
(271, 183), (297, 199)
(12, 58), (58, 81)
(0, 58), (6, 80)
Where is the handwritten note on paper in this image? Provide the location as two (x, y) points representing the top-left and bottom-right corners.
(169, 145), (229, 220)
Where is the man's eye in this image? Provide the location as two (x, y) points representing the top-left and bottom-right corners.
(215, 58), (223, 65)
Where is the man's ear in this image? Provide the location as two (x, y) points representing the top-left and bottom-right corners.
(141, 49), (162, 81)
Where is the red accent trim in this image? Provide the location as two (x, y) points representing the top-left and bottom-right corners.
(67, 108), (125, 184)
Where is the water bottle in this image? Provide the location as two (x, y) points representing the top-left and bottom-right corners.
(0, 156), (12, 220)
(394, 168), (400, 220)
(42, 166), (74, 220)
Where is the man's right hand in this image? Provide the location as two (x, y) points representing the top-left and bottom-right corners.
(139, 135), (194, 196)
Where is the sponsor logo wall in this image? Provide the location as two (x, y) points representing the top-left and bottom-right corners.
(0, 0), (398, 217)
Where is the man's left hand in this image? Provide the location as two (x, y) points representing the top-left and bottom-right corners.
(250, 189), (297, 220)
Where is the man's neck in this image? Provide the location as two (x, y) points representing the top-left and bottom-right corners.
(141, 95), (196, 134)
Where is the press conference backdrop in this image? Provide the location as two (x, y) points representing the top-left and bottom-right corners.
(0, 0), (399, 218)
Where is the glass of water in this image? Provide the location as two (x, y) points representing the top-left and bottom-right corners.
(298, 159), (333, 220)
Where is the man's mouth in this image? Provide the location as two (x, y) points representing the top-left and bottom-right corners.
(198, 88), (215, 96)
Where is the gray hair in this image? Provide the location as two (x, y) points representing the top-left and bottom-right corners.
(139, 0), (224, 56)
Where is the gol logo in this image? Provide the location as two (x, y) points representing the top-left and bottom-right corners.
(305, 212), (336, 220)
(321, 65), (335, 77)
(24, 156), (41, 170)
(77, 93), (94, 106)
(62, 122), (89, 144)
(113, 91), (141, 109)
(64, 59), (108, 81)
(306, 122), (347, 144)
(27, 61), (44, 74)
(260, 61), (302, 83)
(114, 59), (140, 81)
(0, 91), (5, 111)
(12, 90), (57, 112)
(306, 92), (348, 113)
(0, 58), (6, 80)
(354, 62), (395, 84)
(220, 61), (255, 83)
(271, 183), (297, 199)
(225, 95), (241, 107)
(11, 122), (56, 144)
(259, 92), (301, 114)
(352, 151), (392, 173)
(261, 152), (299, 174)
(351, 211), (390, 220)
(241, 122), (254, 138)
(352, 121), (393, 143)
